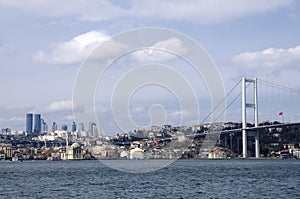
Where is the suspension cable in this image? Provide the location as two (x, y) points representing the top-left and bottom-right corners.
(201, 79), (242, 124)
(209, 83), (251, 124)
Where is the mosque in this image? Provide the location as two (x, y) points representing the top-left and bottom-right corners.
(60, 134), (83, 160)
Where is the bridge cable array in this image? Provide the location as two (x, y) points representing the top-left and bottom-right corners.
(257, 78), (300, 123)
(201, 79), (252, 125)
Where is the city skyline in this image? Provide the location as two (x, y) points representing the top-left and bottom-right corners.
(1, 1), (300, 132)
(1, 2), (300, 198)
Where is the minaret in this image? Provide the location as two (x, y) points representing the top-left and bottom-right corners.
(66, 132), (69, 148)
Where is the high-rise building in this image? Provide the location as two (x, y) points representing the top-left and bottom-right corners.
(41, 119), (44, 133)
(71, 121), (77, 132)
(34, 114), (41, 134)
(89, 122), (96, 137)
(61, 124), (68, 131)
(26, 113), (33, 134)
(88, 122), (102, 137)
(41, 119), (48, 134)
(77, 123), (84, 132)
(52, 122), (58, 132)
(96, 126), (102, 138)
(1, 128), (11, 134)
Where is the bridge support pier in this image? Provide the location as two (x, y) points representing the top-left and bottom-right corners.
(255, 132), (260, 158)
(242, 78), (247, 158)
(242, 77), (259, 159)
(242, 129), (247, 158)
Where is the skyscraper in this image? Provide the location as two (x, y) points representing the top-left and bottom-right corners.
(34, 114), (41, 134)
(89, 122), (96, 137)
(41, 119), (48, 134)
(71, 121), (77, 132)
(26, 113), (33, 134)
(52, 122), (58, 132)
(61, 124), (68, 131)
(77, 123), (84, 132)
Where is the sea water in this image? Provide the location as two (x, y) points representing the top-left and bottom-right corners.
(0, 160), (299, 198)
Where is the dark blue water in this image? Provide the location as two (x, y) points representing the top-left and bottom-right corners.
(0, 160), (299, 198)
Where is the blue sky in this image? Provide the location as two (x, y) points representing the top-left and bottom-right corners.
(1, 0), (300, 133)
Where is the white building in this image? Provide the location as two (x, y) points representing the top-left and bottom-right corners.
(130, 148), (144, 160)
(208, 149), (227, 159)
(60, 143), (83, 160)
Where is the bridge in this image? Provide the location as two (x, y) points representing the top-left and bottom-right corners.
(107, 77), (300, 159)
(203, 77), (300, 159)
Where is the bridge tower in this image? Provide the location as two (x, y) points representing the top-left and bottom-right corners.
(242, 77), (259, 158)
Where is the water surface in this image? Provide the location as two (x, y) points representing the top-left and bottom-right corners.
(0, 160), (299, 198)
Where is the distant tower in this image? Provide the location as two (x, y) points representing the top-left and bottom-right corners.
(78, 123), (84, 132)
(96, 126), (102, 138)
(34, 114), (41, 134)
(65, 131), (69, 148)
(89, 122), (96, 137)
(71, 121), (77, 132)
(52, 122), (58, 132)
(41, 119), (47, 134)
(26, 113), (33, 134)
(44, 123), (48, 134)
(61, 124), (68, 131)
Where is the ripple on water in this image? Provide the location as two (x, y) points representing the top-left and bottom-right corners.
(0, 160), (300, 198)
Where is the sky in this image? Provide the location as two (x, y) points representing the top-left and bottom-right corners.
(1, 0), (300, 134)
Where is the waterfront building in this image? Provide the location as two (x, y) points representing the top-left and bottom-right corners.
(91, 144), (118, 159)
(60, 132), (83, 160)
(208, 149), (227, 159)
(26, 113), (33, 134)
(120, 150), (130, 159)
(130, 148), (144, 160)
(34, 114), (41, 134)
(60, 143), (83, 160)
(0, 143), (13, 159)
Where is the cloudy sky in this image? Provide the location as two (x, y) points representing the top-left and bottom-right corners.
(1, 0), (300, 133)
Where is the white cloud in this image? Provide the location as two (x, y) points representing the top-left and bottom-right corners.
(0, 0), (294, 24)
(9, 117), (24, 122)
(170, 110), (192, 118)
(230, 45), (300, 91)
(33, 31), (110, 64)
(132, 37), (188, 62)
(130, 0), (294, 24)
(0, 0), (124, 21)
(46, 100), (73, 112)
(233, 45), (300, 68)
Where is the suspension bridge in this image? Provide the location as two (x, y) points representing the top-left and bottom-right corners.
(206, 77), (300, 159)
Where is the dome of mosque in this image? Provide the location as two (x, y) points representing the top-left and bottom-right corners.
(71, 142), (80, 149)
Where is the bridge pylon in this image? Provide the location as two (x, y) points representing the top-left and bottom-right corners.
(242, 77), (259, 158)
